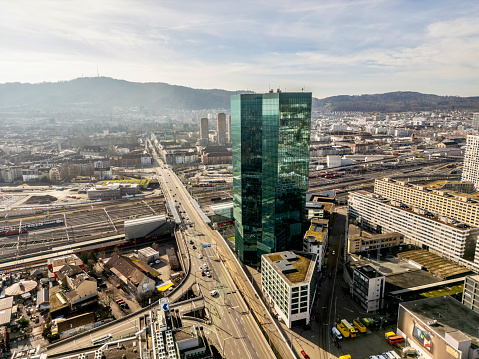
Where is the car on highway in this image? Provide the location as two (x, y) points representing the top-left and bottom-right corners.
(192, 245), (196, 250)
(199, 267), (203, 272)
(203, 263), (208, 269)
(198, 254), (203, 259)
(300, 350), (310, 359)
(210, 290), (218, 297)
(206, 271), (211, 278)
(332, 251), (335, 256)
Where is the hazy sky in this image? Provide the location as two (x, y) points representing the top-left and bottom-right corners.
(1, 0), (479, 98)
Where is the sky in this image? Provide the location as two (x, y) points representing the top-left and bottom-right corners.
(1, 0), (479, 98)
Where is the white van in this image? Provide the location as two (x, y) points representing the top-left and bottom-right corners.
(331, 327), (343, 340)
(369, 356), (379, 359)
(387, 352), (401, 359)
(210, 290), (218, 297)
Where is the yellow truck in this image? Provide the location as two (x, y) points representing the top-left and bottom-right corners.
(336, 323), (350, 338)
(353, 319), (366, 333)
(385, 331), (396, 340)
(339, 356), (352, 359)
(341, 319), (358, 338)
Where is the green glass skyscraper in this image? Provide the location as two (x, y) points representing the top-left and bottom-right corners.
(232, 91), (312, 266)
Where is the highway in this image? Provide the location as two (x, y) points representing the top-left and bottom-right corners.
(154, 159), (277, 359)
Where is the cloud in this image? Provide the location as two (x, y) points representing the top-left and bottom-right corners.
(0, 0), (478, 97)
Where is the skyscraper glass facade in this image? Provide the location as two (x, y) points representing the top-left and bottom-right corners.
(232, 92), (311, 266)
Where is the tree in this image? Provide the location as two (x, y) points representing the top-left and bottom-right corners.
(18, 318), (29, 328)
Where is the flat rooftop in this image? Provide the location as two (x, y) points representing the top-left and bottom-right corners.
(264, 251), (316, 285)
(355, 265), (383, 279)
(353, 190), (472, 231)
(304, 219), (328, 243)
(398, 250), (472, 279)
(401, 296), (479, 346)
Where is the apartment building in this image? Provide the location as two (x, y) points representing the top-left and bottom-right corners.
(261, 251), (318, 328)
(352, 265), (385, 312)
(303, 218), (328, 270)
(348, 232), (404, 254)
(462, 274), (479, 314)
(348, 191), (479, 272)
(462, 135), (479, 190)
(374, 178), (479, 227)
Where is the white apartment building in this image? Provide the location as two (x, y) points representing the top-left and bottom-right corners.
(352, 265), (385, 312)
(462, 135), (479, 190)
(348, 191), (479, 272)
(374, 178), (479, 227)
(303, 219), (328, 271)
(462, 274), (479, 314)
(261, 251), (318, 328)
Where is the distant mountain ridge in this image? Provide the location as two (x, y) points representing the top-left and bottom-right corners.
(313, 91), (479, 112)
(0, 77), (478, 112)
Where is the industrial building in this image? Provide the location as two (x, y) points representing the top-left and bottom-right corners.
(462, 135), (479, 190)
(351, 265), (385, 312)
(124, 214), (173, 240)
(138, 247), (160, 263)
(348, 190), (479, 272)
(261, 251), (318, 328)
(87, 183), (139, 200)
(397, 296), (479, 359)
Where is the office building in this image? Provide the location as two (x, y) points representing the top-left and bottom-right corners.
(227, 115), (231, 142)
(375, 178), (479, 227)
(216, 113), (227, 145)
(261, 251), (318, 328)
(462, 135), (479, 190)
(348, 232), (404, 254)
(398, 296), (479, 359)
(348, 191), (479, 272)
(351, 265), (385, 312)
(199, 118), (209, 146)
(303, 218), (328, 270)
(232, 91), (312, 265)
(462, 274), (479, 314)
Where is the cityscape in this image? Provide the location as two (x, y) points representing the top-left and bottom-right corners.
(1, 2), (479, 359)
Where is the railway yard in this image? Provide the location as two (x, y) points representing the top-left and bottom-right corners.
(0, 196), (168, 263)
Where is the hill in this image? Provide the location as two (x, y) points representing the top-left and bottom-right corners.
(0, 77), (239, 110)
(1, 78), (478, 112)
(314, 91), (479, 112)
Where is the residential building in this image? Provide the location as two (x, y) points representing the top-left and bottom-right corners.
(56, 264), (98, 307)
(199, 118), (209, 146)
(261, 251), (318, 328)
(462, 274), (479, 314)
(348, 191), (479, 272)
(232, 92), (312, 265)
(472, 113), (479, 130)
(303, 219), (328, 270)
(462, 135), (479, 190)
(348, 232), (404, 254)
(216, 113), (227, 145)
(398, 296), (479, 359)
(305, 192), (335, 219)
(351, 265), (385, 312)
(200, 145), (232, 165)
(375, 178), (479, 227)
(49, 167), (61, 182)
(227, 115), (231, 142)
(106, 253), (156, 298)
(47, 254), (84, 280)
(0, 326), (8, 354)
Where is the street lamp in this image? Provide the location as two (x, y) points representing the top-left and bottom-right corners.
(222, 335), (234, 358)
